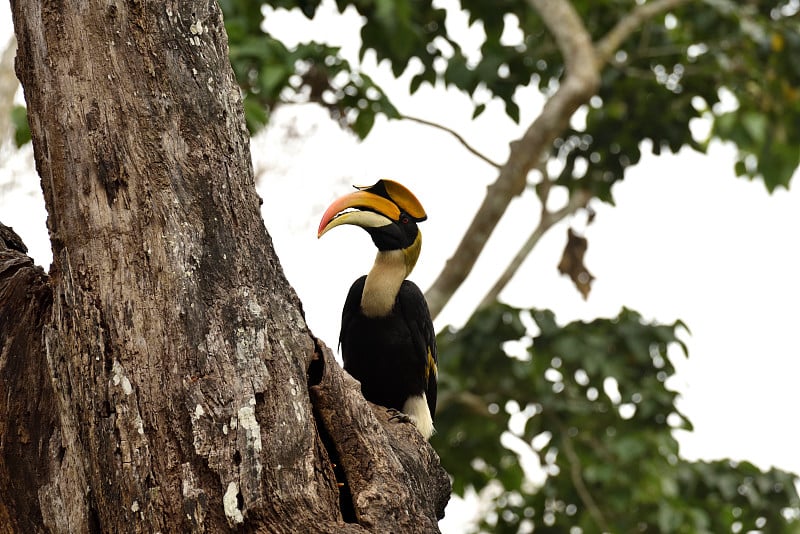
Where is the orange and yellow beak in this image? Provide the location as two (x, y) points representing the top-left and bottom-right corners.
(317, 179), (427, 238)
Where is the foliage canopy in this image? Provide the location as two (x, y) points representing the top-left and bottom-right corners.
(434, 303), (800, 532)
(216, 0), (800, 193)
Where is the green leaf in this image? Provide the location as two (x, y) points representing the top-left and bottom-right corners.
(444, 57), (474, 91)
(504, 100), (520, 124)
(242, 96), (268, 134)
(11, 105), (31, 147)
(260, 63), (290, 95)
(734, 158), (747, 177)
(409, 73), (425, 95)
(352, 109), (375, 139)
(741, 112), (768, 144)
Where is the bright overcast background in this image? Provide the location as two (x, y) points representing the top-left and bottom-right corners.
(1, 1), (799, 530)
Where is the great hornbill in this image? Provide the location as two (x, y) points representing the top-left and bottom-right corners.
(318, 179), (437, 439)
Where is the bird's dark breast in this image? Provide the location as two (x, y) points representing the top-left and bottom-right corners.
(340, 277), (428, 412)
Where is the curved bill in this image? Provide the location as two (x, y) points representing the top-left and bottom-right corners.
(317, 210), (393, 238)
(317, 190), (401, 238)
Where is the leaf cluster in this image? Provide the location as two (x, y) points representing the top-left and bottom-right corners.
(222, 0), (399, 137)
(432, 302), (800, 533)
(701, 2), (800, 191)
(556, 1), (800, 200)
(225, 0), (799, 193)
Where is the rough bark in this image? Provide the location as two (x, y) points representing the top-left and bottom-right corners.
(1, 1), (449, 532)
(310, 347), (450, 531)
(0, 226), (55, 533)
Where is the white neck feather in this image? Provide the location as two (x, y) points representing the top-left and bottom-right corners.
(360, 250), (407, 317)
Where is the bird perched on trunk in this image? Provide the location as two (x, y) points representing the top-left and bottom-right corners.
(318, 179), (437, 439)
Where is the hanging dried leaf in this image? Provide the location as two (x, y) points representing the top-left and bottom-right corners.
(558, 228), (594, 299)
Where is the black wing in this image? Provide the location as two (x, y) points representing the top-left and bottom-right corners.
(397, 280), (438, 420)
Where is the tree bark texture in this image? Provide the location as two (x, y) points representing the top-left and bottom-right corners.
(1, 1), (449, 532)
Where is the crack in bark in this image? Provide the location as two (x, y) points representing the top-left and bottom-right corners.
(308, 339), (451, 532)
(314, 402), (358, 523)
(308, 336), (358, 524)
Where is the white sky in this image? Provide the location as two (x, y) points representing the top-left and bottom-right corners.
(1, 1), (799, 530)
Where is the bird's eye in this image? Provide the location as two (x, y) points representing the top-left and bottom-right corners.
(402, 216), (409, 224)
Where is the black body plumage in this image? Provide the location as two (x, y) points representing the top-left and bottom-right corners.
(340, 275), (438, 420)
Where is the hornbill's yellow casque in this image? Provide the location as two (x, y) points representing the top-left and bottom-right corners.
(318, 179), (437, 439)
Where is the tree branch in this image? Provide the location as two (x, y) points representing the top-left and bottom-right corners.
(529, 0), (598, 79)
(594, 0), (693, 67)
(555, 419), (611, 533)
(400, 114), (502, 169)
(425, 0), (599, 319)
(424, 0), (695, 319)
(478, 188), (590, 310)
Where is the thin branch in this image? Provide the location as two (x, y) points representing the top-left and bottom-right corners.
(425, 0), (598, 319)
(595, 0), (694, 67)
(553, 417), (612, 533)
(399, 114), (502, 169)
(435, 390), (492, 416)
(478, 187), (590, 310)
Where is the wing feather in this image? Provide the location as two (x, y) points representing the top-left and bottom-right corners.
(398, 281), (438, 420)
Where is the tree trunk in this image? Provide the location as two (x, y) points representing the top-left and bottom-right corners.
(0, 1), (449, 532)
